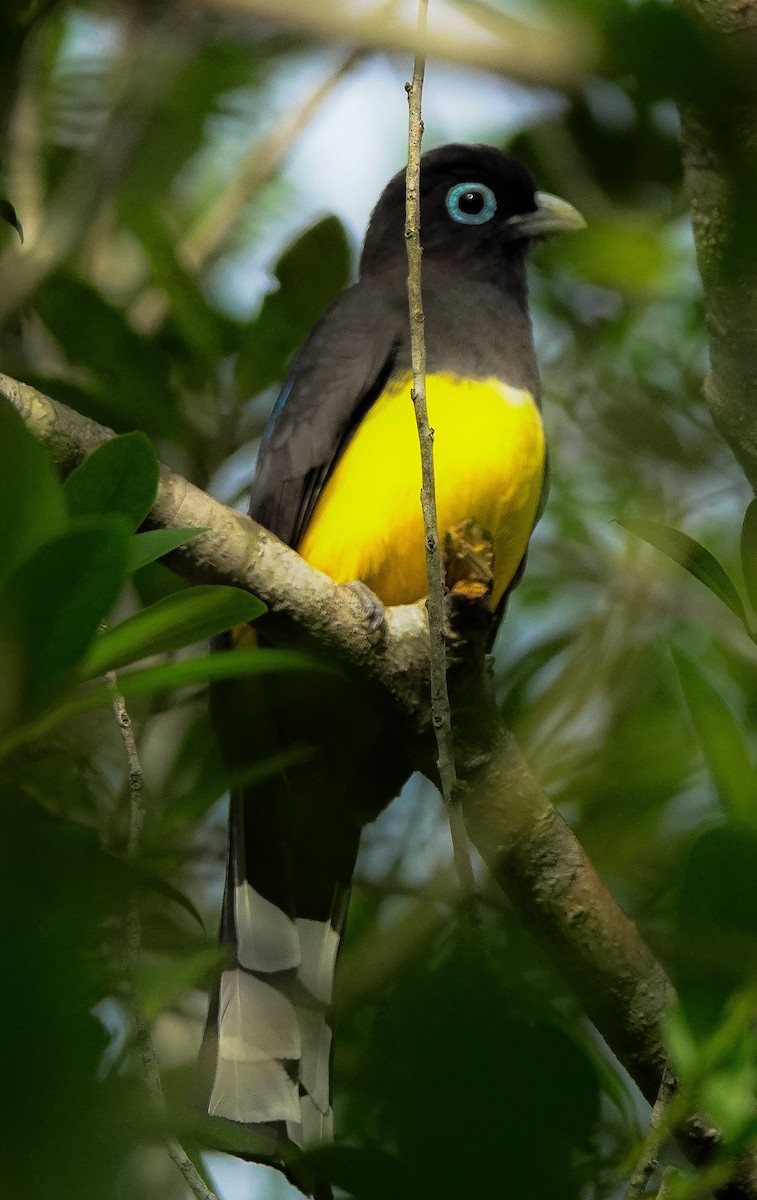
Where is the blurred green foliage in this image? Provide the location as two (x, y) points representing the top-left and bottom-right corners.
(1, 1), (757, 1198)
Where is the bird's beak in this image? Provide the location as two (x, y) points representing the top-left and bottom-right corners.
(506, 192), (586, 238)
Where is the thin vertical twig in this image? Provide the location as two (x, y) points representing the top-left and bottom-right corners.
(404, 0), (476, 896)
(105, 670), (219, 1200)
(625, 1066), (677, 1200)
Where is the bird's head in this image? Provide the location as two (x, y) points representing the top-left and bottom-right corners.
(359, 143), (585, 279)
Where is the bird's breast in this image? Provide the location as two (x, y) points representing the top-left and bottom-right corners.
(297, 373), (546, 609)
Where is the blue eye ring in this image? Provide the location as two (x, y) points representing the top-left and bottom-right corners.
(446, 181), (497, 226)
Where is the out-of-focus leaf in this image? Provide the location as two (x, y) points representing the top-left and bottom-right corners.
(236, 216), (352, 398)
(675, 825), (757, 1042)
(10, 649), (328, 747)
(181, 1110), (286, 1162)
(499, 628), (574, 726)
(2, 518), (130, 712)
(667, 992), (757, 1145)
(344, 934), (599, 1200)
(699, 1040), (757, 1142)
(127, 205), (225, 365)
(672, 648), (755, 827)
(551, 217), (666, 293)
(740, 499), (757, 616)
(300, 1145), (407, 1200)
(0, 793), (144, 1200)
(80, 586), (265, 677)
(621, 516), (749, 630)
(128, 527), (204, 572)
(136, 947), (226, 1017)
(129, 863), (205, 930)
(120, 40), (263, 203)
(34, 274), (183, 439)
(0, 198), (23, 243)
(64, 432), (159, 529)
(133, 560), (189, 606)
(0, 398), (67, 585)
(664, 1002), (698, 1080)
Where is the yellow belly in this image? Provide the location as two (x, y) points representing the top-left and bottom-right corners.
(297, 373), (546, 610)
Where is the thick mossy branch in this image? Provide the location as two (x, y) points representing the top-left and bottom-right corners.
(680, 0), (757, 491)
(1, 370), (745, 1189)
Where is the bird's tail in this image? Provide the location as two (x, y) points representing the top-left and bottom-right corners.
(199, 651), (407, 1153)
(201, 790), (354, 1147)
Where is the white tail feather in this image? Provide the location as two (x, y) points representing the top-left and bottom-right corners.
(296, 917), (340, 1005)
(297, 1006), (332, 1112)
(209, 968), (301, 1123)
(235, 880), (300, 973)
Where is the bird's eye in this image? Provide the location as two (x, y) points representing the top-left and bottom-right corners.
(446, 182), (497, 226)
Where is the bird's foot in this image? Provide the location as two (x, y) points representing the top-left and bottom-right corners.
(346, 580), (386, 635)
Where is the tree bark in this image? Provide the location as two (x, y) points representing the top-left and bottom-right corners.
(680, 0), (757, 490)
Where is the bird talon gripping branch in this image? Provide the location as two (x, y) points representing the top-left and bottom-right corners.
(346, 579), (386, 634)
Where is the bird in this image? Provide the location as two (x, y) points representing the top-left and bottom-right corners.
(199, 143), (584, 1161)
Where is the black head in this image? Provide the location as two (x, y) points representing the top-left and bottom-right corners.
(359, 143), (583, 280)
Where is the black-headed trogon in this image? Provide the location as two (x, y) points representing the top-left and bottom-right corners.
(200, 144), (584, 1152)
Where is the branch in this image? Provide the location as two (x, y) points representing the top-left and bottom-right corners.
(1, 371), (744, 1188)
(105, 670), (219, 1200)
(405, 2), (476, 895)
(679, 0), (757, 491)
(625, 1067), (677, 1200)
(188, 0), (596, 89)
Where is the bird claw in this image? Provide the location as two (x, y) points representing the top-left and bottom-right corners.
(347, 580), (386, 635)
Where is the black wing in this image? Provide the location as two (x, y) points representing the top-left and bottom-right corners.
(249, 282), (401, 549)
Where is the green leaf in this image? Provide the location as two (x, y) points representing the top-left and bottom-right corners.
(136, 947), (226, 1017)
(236, 216), (352, 398)
(0, 198), (23, 243)
(181, 1109), (286, 1162)
(80, 586), (266, 678)
(621, 516), (749, 631)
(740, 499), (757, 616)
(671, 648), (755, 826)
(549, 216), (664, 293)
(675, 826), (757, 1041)
(63, 432), (159, 530)
(128, 527), (205, 572)
(127, 205), (224, 365)
(120, 40), (263, 204)
(34, 273), (183, 439)
(700, 1043), (757, 1142)
(133, 560), (189, 607)
(300, 1146), (405, 1200)
(6, 649), (328, 752)
(2, 518), (130, 711)
(0, 397), (67, 585)
(130, 865), (206, 930)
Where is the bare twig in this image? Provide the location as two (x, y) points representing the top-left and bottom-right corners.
(404, 0), (476, 897)
(626, 1066), (677, 1200)
(105, 676), (146, 859)
(105, 670), (219, 1200)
